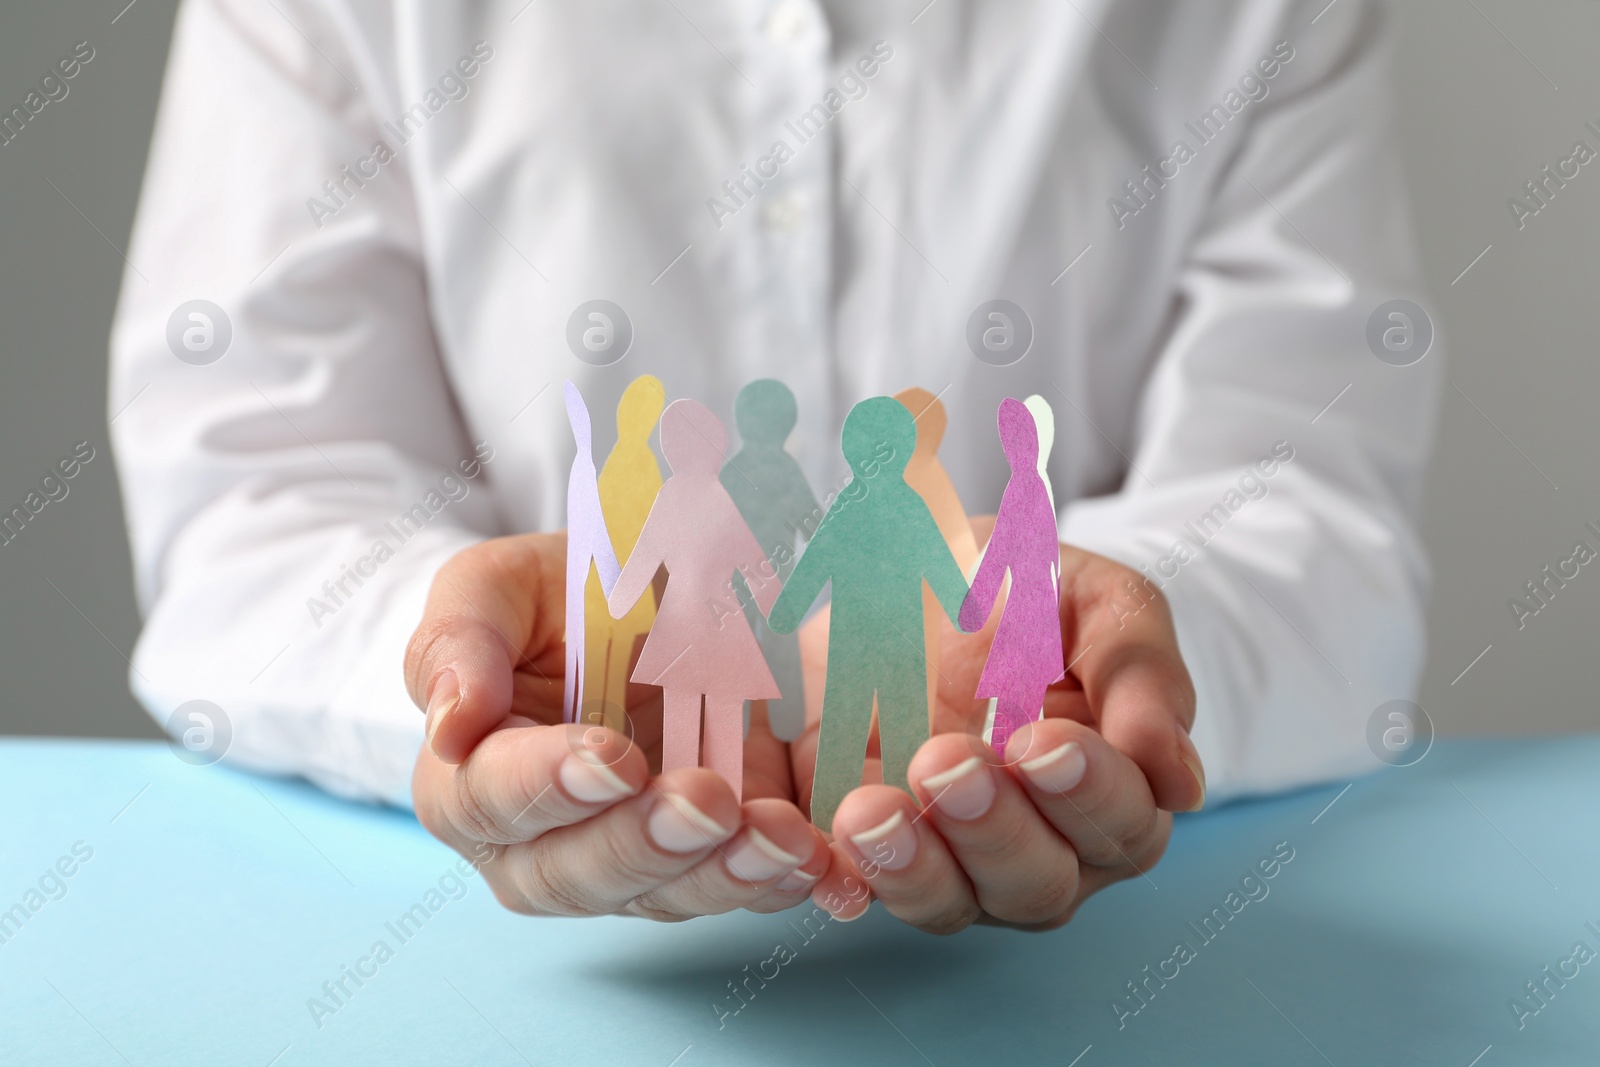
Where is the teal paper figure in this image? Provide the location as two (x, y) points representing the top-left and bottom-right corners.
(769, 397), (970, 832)
(721, 380), (821, 742)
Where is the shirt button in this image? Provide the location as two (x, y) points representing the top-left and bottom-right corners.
(761, 193), (807, 234)
(764, 0), (809, 43)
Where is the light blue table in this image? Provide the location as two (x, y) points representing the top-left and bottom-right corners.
(2, 736), (1597, 1065)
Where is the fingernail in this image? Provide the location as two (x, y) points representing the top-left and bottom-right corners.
(558, 750), (637, 804)
(425, 670), (460, 745)
(776, 867), (822, 892)
(816, 890), (868, 922)
(1180, 751), (1207, 812)
(919, 756), (995, 821)
(1021, 741), (1087, 794)
(847, 810), (916, 872)
(724, 828), (803, 883)
(648, 794), (732, 854)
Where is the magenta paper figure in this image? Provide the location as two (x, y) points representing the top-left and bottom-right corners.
(958, 398), (1065, 756)
(564, 381), (623, 725)
(607, 399), (779, 798)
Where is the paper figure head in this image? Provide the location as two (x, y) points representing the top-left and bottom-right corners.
(734, 379), (798, 446)
(1023, 394), (1054, 462)
(659, 398), (727, 475)
(997, 396), (1040, 469)
(617, 375), (666, 442)
(842, 396), (915, 479)
(564, 380), (592, 455)
(893, 386), (947, 457)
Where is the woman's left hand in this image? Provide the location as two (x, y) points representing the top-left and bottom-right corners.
(796, 537), (1207, 932)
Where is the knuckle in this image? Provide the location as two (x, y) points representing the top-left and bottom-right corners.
(989, 871), (1078, 926)
(913, 902), (980, 937)
(403, 611), (469, 698)
(450, 765), (505, 844)
(625, 897), (692, 923)
(515, 852), (597, 917)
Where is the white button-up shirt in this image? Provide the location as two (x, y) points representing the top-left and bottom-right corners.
(110, 0), (1439, 807)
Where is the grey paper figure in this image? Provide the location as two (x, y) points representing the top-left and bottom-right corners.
(720, 380), (821, 742)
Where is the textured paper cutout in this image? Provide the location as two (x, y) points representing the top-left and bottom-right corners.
(894, 387), (980, 726)
(770, 397), (969, 832)
(959, 398), (1065, 755)
(1023, 393), (1057, 517)
(564, 381), (622, 725)
(608, 399), (779, 799)
(721, 380), (821, 742)
(584, 376), (666, 732)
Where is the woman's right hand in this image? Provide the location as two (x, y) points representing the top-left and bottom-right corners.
(404, 533), (829, 920)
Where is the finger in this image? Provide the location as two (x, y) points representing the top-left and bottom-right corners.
(828, 787), (980, 935)
(404, 535), (565, 763)
(907, 736), (1082, 927)
(414, 723), (648, 851)
(499, 768), (742, 916)
(744, 824), (832, 914)
(1004, 718), (1171, 879)
(630, 798), (821, 919)
(811, 842), (874, 922)
(1064, 554), (1205, 811)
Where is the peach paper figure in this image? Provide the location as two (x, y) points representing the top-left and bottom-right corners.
(564, 381), (622, 725)
(958, 398), (1066, 756)
(894, 387), (979, 721)
(608, 399), (779, 798)
(583, 376), (666, 732)
(721, 379), (821, 743)
(770, 397), (970, 832)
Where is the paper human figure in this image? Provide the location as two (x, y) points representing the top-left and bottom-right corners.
(607, 399), (780, 798)
(894, 387), (980, 725)
(564, 381), (623, 726)
(1023, 393), (1057, 516)
(721, 380), (821, 742)
(958, 398), (1066, 755)
(769, 397), (970, 832)
(583, 376), (666, 732)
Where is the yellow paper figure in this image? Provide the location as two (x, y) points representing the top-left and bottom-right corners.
(583, 375), (666, 732)
(893, 387), (980, 721)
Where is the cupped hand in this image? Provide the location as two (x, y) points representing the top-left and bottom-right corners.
(404, 534), (828, 920)
(801, 532), (1205, 932)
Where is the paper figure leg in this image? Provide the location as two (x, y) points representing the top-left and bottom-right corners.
(703, 693), (745, 801)
(989, 684), (1049, 758)
(809, 673), (875, 833)
(762, 619), (807, 742)
(564, 634), (582, 725)
(662, 689), (702, 774)
(876, 657), (930, 798)
(921, 585), (941, 727)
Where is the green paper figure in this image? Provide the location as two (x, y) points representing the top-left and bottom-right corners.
(721, 380), (822, 743)
(769, 396), (970, 832)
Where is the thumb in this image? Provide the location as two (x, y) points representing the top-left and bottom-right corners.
(403, 535), (562, 764)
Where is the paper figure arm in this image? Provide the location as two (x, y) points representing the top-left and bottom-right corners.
(789, 460), (822, 544)
(769, 523), (831, 634)
(730, 518), (781, 619)
(607, 506), (661, 620)
(959, 494), (1015, 633)
(917, 505), (970, 632)
(593, 506), (622, 599)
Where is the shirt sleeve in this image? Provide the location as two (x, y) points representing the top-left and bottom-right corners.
(109, 0), (496, 806)
(1061, 1), (1442, 802)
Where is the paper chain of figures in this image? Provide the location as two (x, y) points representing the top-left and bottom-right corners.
(565, 378), (1065, 832)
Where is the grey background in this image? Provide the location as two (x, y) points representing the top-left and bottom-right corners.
(1, 0), (1596, 742)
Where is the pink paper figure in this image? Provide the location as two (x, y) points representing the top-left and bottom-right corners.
(958, 398), (1065, 756)
(607, 399), (779, 798)
(564, 381), (622, 725)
